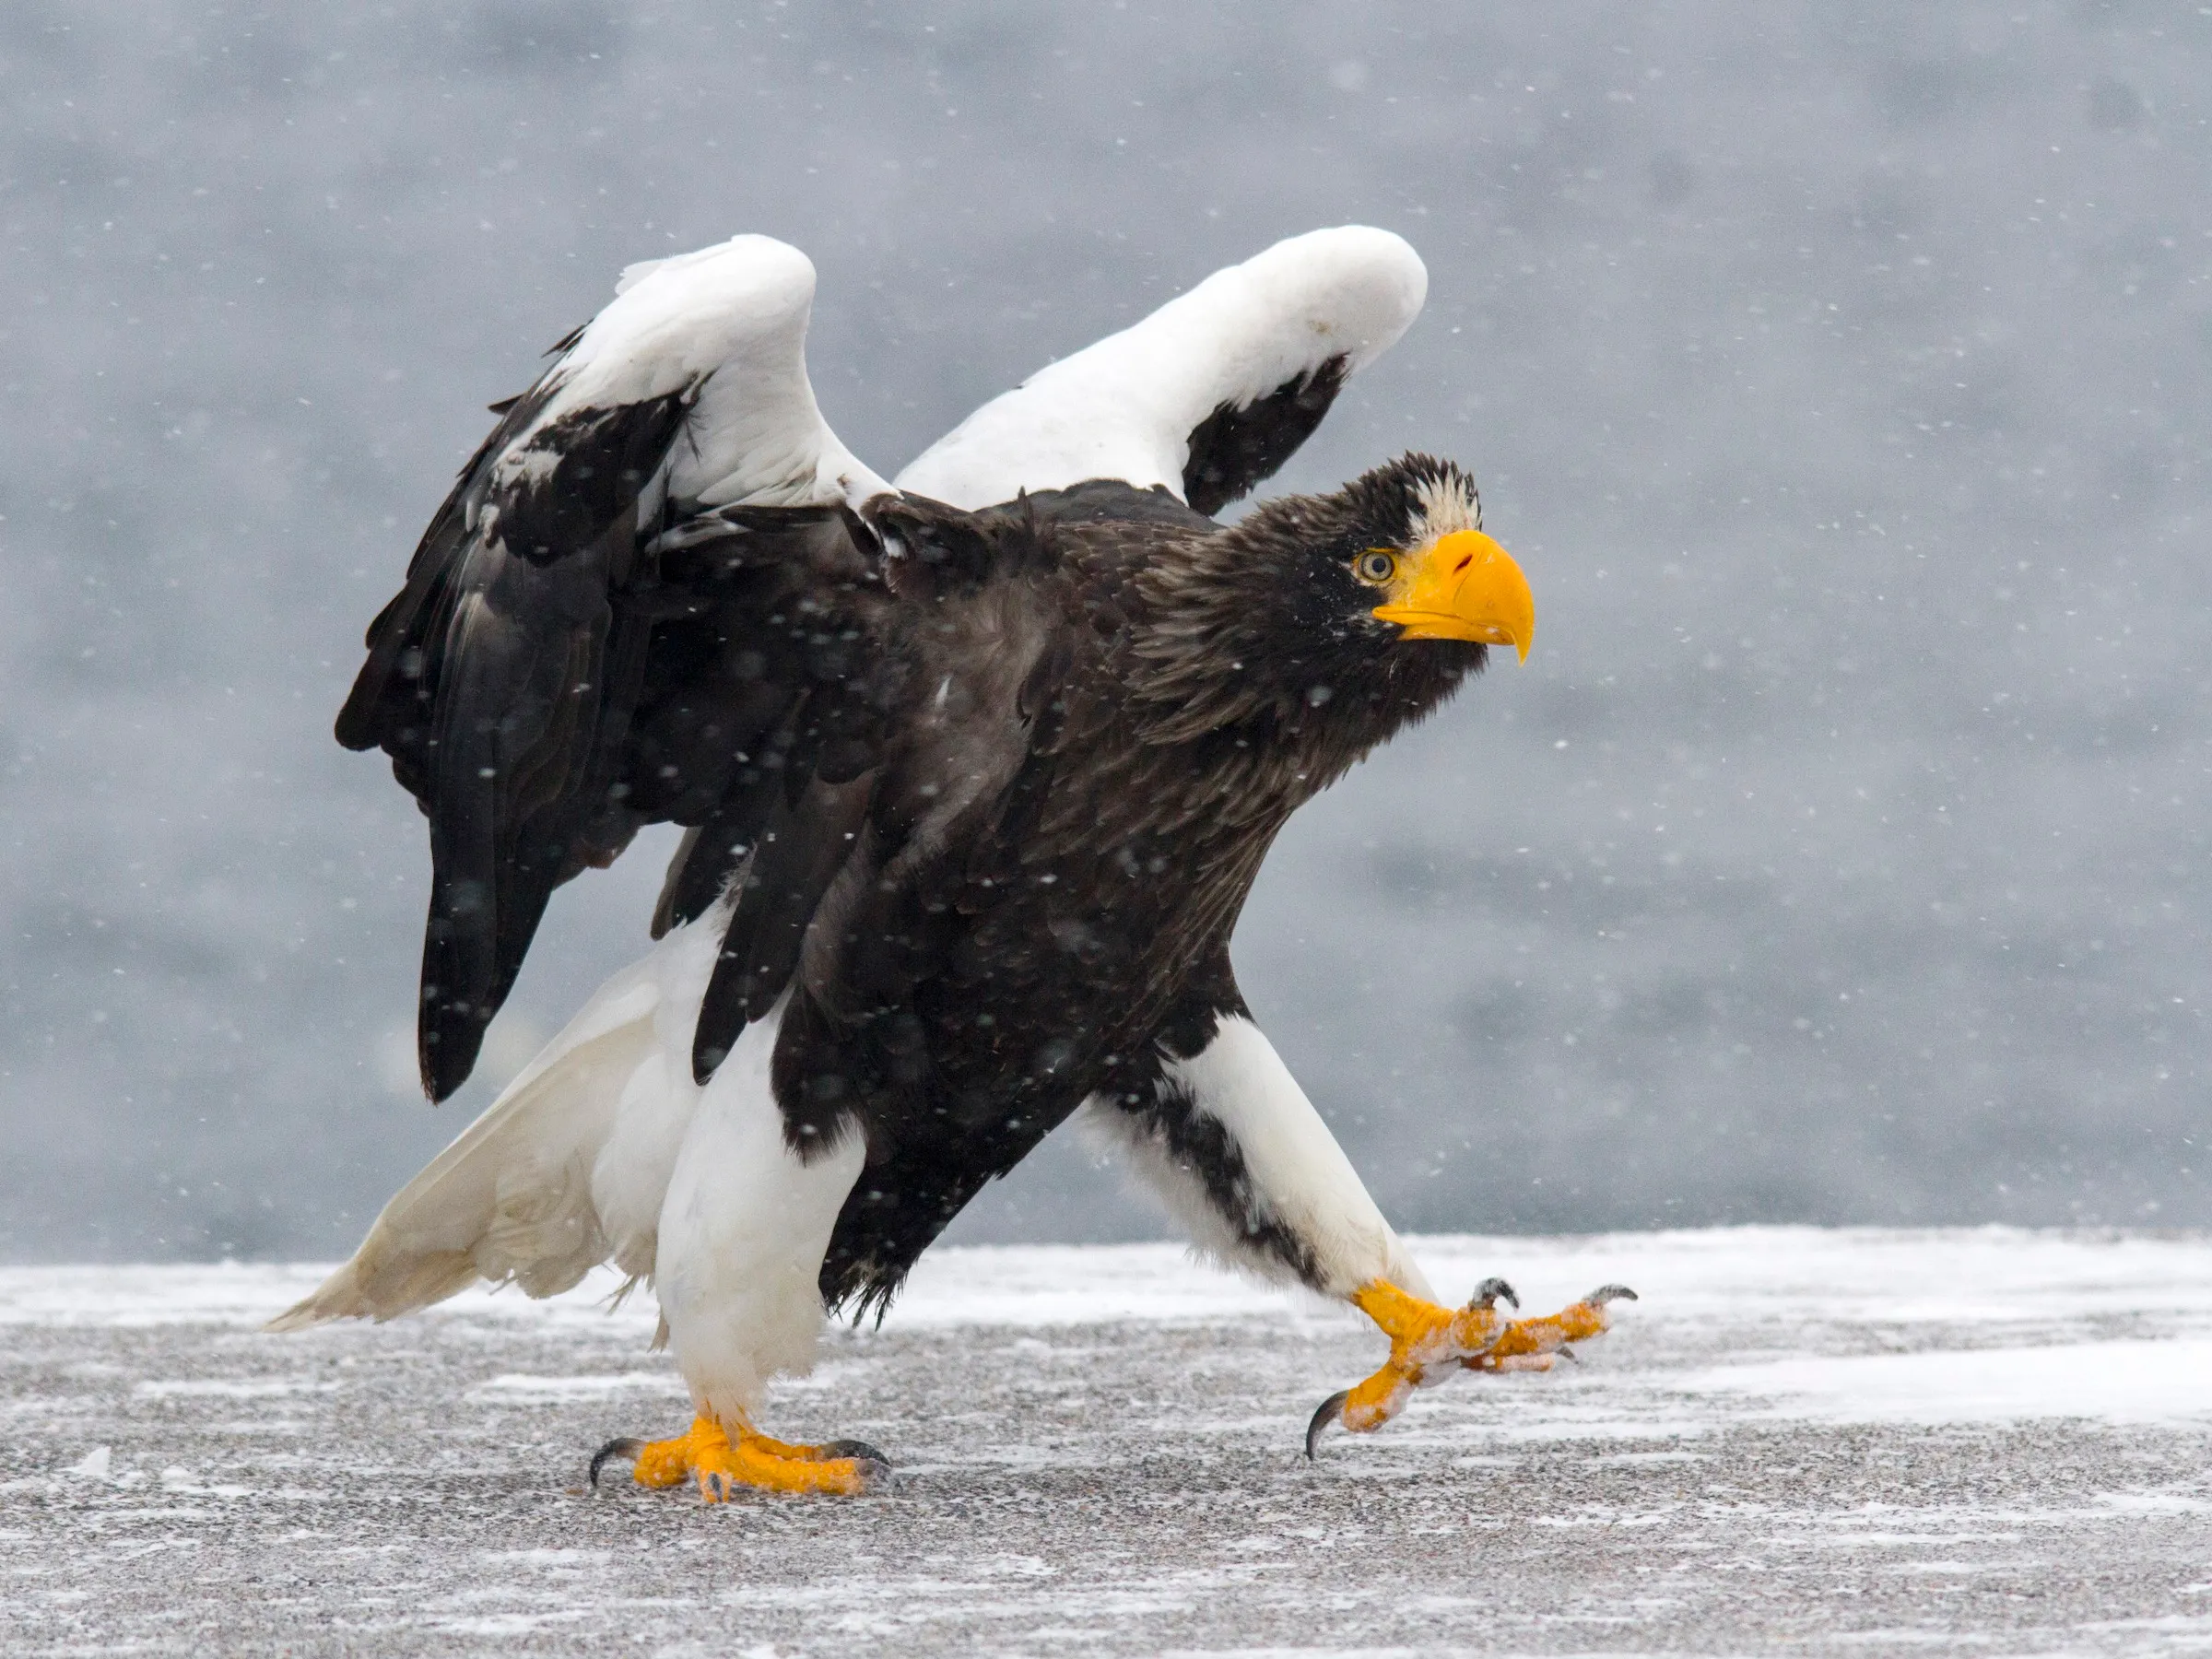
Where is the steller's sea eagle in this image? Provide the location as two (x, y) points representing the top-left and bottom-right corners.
(273, 228), (1632, 1497)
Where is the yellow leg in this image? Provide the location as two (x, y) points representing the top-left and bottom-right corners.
(595, 1413), (890, 1500)
(1306, 1278), (1636, 1456)
(1335, 1280), (1516, 1431)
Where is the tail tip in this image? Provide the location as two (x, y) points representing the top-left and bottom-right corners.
(264, 1264), (367, 1334)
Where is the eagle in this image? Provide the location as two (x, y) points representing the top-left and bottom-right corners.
(274, 228), (1632, 1498)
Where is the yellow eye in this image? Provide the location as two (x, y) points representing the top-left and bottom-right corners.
(1355, 550), (1397, 585)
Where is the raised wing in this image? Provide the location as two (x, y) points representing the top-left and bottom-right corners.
(893, 225), (1426, 513)
(338, 235), (892, 1100)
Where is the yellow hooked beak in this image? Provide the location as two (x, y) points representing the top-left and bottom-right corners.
(1370, 529), (1535, 662)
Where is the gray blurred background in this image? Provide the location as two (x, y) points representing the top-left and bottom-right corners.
(3, 2), (2206, 1261)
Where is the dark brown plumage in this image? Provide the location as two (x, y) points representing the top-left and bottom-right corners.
(763, 463), (1491, 1311)
(341, 453), (1500, 1312)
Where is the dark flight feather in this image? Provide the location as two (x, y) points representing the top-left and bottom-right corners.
(335, 372), (888, 1099)
(1181, 354), (1348, 515)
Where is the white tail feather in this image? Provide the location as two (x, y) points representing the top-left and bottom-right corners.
(268, 913), (722, 1332)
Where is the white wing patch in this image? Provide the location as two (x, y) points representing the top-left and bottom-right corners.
(493, 233), (888, 514)
(895, 226), (1428, 511)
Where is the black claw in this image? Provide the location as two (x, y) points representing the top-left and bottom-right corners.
(1469, 1276), (1520, 1311)
(818, 1438), (891, 1467)
(1584, 1284), (1638, 1305)
(1304, 1389), (1350, 1461)
(850, 1455), (895, 1495)
(588, 1437), (643, 1491)
(1556, 1343), (1580, 1364)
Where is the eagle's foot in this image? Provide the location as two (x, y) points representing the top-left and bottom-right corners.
(1304, 1279), (1636, 1458)
(591, 1413), (889, 1500)
(1465, 1282), (1637, 1375)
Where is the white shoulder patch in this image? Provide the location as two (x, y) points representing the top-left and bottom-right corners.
(895, 226), (1427, 511)
(504, 233), (889, 513)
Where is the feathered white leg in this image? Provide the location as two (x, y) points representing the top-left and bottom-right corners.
(593, 999), (887, 1500)
(1088, 1009), (1633, 1458)
(1084, 1013), (1433, 1300)
(653, 999), (865, 1423)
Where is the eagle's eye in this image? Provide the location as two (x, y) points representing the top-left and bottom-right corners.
(1354, 549), (1398, 586)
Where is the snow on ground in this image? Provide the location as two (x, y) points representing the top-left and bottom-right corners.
(4, 1228), (2211, 1654)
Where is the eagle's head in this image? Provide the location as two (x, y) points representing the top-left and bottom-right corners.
(1318, 454), (1533, 663)
(1130, 453), (1534, 763)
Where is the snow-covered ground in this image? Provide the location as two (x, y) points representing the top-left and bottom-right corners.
(5, 1228), (2210, 1654)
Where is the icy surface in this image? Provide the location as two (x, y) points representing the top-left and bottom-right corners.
(6, 1228), (2212, 1654)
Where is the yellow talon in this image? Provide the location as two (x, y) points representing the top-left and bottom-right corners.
(1306, 1280), (1636, 1456)
(1466, 1284), (1635, 1374)
(629, 1422), (704, 1488)
(603, 1413), (889, 1500)
(1335, 1280), (1514, 1430)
